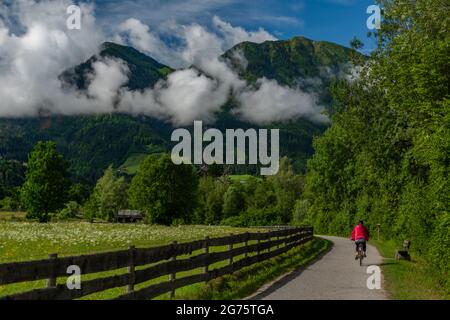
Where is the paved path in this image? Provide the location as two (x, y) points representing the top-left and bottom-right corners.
(249, 236), (387, 300)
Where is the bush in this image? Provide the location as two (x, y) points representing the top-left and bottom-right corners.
(221, 215), (249, 227)
(222, 207), (281, 227)
(58, 201), (82, 220)
(1, 197), (16, 211)
(292, 199), (309, 225)
(429, 214), (450, 292)
(222, 184), (245, 219)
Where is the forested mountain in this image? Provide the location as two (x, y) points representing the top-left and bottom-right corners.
(0, 36), (361, 184)
(60, 42), (174, 91)
(223, 36), (358, 104)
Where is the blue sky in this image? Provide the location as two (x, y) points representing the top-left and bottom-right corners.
(92, 0), (377, 52)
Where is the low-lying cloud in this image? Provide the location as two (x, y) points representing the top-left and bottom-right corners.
(0, 0), (328, 126)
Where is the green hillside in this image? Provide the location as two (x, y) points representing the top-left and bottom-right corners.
(60, 42), (174, 91)
(224, 36), (357, 86)
(0, 36), (361, 183)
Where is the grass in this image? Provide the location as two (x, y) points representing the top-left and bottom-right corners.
(0, 222), (260, 298)
(119, 153), (149, 175)
(0, 211), (26, 222)
(371, 239), (449, 300)
(0, 222), (255, 263)
(0, 222), (327, 300)
(119, 145), (165, 175)
(229, 175), (256, 183)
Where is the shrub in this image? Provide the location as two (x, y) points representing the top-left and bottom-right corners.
(58, 201), (82, 220)
(429, 214), (450, 292)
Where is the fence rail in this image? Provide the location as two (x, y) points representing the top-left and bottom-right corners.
(0, 226), (313, 300)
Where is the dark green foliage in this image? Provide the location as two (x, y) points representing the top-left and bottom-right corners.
(68, 183), (92, 205)
(57, 201), (82, 220)
(0, 159), (25, 200)
(129, 154), (199, 225)
(0, 190), (21, 211)
(20, 141), (70, 222)
(302, 0), (449, 287)
(428, 214), (450, 291)
(206, 163), (225, 177)
(267, 157), (304, 223)
(193, 176), (228, 224)
(0, 114), (173, 182)
(193, 157), (304, 227)
(222, 183), (246, 218)
(223, 206), (281, 227)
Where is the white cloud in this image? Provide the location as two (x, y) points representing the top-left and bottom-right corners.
(115, 16), (277, 68)
(0, 0), (104, 116)
(212, 15), (277, 47)
(0, 1), (329, 126)
(87, 58), (129, 107)
(235, 78), (329, 124)
(114, 18), (179, 67)
(178, 23), (225, 65)
(119, 57), (246, 125)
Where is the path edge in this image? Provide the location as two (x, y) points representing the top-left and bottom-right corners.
(243, 236), (334, 300)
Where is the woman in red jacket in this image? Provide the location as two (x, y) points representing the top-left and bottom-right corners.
(350, 220), (370, 259)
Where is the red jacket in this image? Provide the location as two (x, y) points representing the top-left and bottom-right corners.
(350, 224), (370, 241)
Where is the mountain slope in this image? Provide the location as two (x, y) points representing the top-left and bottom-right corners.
(0, 36), (361, 183)
(223, 36), (358, 86)
(60, 42), (173, 91)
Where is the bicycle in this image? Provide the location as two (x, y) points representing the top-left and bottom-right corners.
(356, 242), (365, 266)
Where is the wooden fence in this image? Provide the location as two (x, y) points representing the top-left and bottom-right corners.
(0, 226), (313, 300)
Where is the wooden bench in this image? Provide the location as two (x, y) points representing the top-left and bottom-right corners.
(395, 240), (411, 260)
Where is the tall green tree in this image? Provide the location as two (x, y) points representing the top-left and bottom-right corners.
(84, 166), (128, 222)
(268, 157), (304, 223)
(20, 141), (70, 222)
(194, 176), (228, 224)
(222, 183), (246, 219)
(128, 154), (199, 225)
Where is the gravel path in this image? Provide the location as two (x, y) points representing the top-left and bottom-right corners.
(249, 236), (388, 300)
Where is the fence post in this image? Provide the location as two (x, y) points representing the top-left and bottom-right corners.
(127, 245), (136, 293)
(257, 232), (261, 260)
(203, 236), (209, 283)
(228, 234), (233, 267)
(47, 253), (58, 288)
(169, 241), (177, 298)
(244, 232), (249, 259)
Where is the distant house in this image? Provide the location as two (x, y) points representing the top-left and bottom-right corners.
(116, 210), (143, 223)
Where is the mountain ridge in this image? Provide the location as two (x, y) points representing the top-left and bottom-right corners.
(0, 35), (362, 182)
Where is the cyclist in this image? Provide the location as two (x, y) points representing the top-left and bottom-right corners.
(350, 220), (370, 259)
